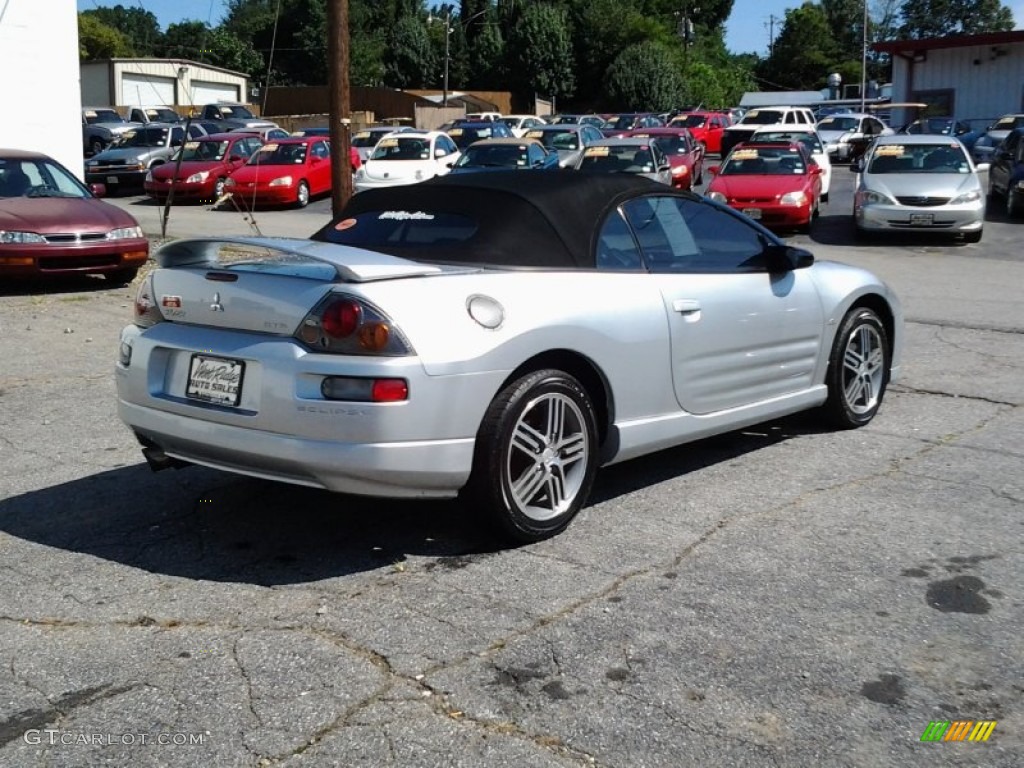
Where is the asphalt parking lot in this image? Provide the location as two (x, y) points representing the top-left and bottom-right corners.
(1, 168), (1022, 767)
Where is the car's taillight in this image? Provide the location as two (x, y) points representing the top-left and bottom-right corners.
(321, 376), (409, 402)
(297, 295), (413, 356)
(133, 273), (164, 328)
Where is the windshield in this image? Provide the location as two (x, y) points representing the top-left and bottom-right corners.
(221, 105), (256, 119)
(613, 115), (640, 129)
(179, 140), (230, 162)
(149, 109), (179, 122)
(992, 116), (1024, 130)
(455, 144), (530, 168)
(448, 125), (497, 149)
(524, 129), (578, 151)
(84, 109), (123, 124)
(248, 142), (308, 165)
(0, 157), (90, 199)
(115, 128), (172, 148)
(719, 146), (808, 175)
(351, 130), (388, 148)
(635, 134), (688, 155)
(867, 143), (970, 173)
(749, 131), (823, 154)
(370, 137), (432, 161)
(818, 116), (859, 131)
(740, 109), (786, 125)
(680, 114), (708, 128)
(579, 144), (657, 173)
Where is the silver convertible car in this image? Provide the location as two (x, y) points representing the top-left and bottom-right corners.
(116, 173), (903, 542)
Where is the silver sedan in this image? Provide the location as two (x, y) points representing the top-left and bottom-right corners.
(116, 172), (903, 542)
(852, 134), (988, 242)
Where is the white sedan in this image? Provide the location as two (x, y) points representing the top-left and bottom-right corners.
(353, 130), (460, 192)
(748, 126), (833, 202)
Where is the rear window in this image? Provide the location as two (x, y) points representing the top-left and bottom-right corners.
(318, 210), (479, 248)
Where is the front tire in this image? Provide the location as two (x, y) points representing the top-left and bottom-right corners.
(822, 308), (890, 429)
(467, 369), (599, 542)
(295, 180), (310, 208)
(213, 177), (227, 199)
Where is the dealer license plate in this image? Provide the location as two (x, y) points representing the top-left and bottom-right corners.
(742, 207), (762, 220)
(186, 354), (244, 407)
(106, 176), (119, 184)
(909, 213), (933, 225)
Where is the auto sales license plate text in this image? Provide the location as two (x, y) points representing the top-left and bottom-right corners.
(910, 213), (933, 225)
(742, 208), (762, 219)
(186, 354), (244, 406)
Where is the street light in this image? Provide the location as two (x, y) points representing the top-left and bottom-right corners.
(428, 3), (455, 107)
(428, 5), (490, 108)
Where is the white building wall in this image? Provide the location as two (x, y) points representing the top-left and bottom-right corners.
(889, 43), (1024, 129)
(0, 0), (82, 178)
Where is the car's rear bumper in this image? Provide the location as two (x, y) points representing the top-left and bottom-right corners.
(114, 323), (506, 498)
(145, 179), (216, 201)
(86, 169), (147, 188)
(0, 240), (149, 277)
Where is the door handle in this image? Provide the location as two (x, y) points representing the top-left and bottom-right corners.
(673, 299), (702, 313)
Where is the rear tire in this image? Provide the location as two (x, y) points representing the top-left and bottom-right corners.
(822, 308), (890, 429)
(466, 369), (599, 543)
(1007, 189), (1021, 218)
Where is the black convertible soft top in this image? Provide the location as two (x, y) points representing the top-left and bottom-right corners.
(310, 170), (680, 269)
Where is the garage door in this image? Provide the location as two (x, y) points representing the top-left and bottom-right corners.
(190, 81), (240, 105)
(122, 73), (175, 106)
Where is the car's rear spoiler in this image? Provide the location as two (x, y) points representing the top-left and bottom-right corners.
(154, 236), (450, 283)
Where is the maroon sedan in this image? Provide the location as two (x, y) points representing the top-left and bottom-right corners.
(145, 133), (263, 204)
(621, 128), (704, 190)
(224, 137), (333, 208)
(0, 149), (148, 283)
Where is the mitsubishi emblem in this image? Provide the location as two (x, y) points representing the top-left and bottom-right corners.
(210, 292), (224, 312)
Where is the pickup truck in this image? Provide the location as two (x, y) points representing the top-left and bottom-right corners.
(198, 103), (278, 132)
(83, 122), (210, 192)
(82, 107), (141, 156)
(125, 106), (183, 125)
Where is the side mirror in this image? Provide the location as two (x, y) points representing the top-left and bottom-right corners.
(707, 165), (720, 175)
(435, 148), (447, 158)
(850, 158), (864, 172)
(88, 182), (106, 197)
(765, 244), (814, 272)
(229, 155), (243, 163)
(975, 162), (991, 172)
(659, 164), (671, 173)
(809, 164), (822, 175)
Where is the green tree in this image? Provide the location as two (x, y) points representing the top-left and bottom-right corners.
(78, 13), (134, 60)
(821, 0), (866, 60)
(385, 15), (438, 88)
(81, 4), (161, 56)
(506, 3), (577, 101)
(605, 41), (686, 111)
(898, 0), (1014, 37)
(757, 3), (839, 90)
(466, 14), (506, 89)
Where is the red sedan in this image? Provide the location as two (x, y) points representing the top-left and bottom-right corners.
(0, 149), (148, 283)
(621, 128), (704, 190)
(144, 133), (263, 204)
(224, 137), (333, 208)
(705, 142), (823, 232)
(669, 111), (733, 154)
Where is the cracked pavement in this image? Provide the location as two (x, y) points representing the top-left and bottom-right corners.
(1, 182), (1023, 766)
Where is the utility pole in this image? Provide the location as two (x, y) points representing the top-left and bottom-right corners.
(767, 14), (780, 57)
(859, 0), (869, 113)
(327, 0), (352, 216)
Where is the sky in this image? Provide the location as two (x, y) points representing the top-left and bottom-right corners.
(76, 0), (1024, 56)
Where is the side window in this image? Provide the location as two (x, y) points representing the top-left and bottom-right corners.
(623, 196), (767, 273)
(621, 196), (699, 271)
(171, 126), (185, 144)
(596, 208), (644, 271)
